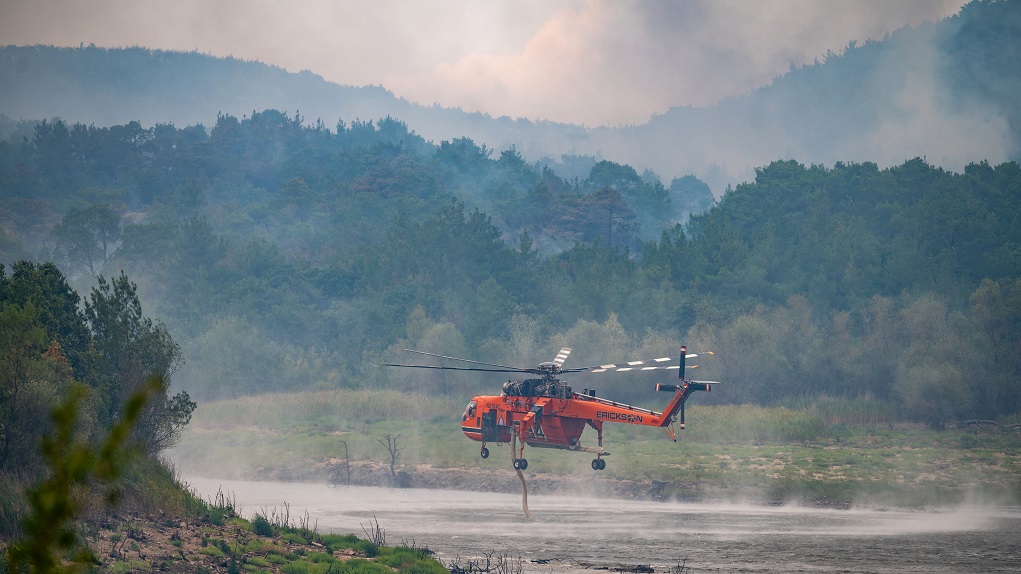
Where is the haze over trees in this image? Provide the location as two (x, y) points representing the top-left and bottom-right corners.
(1, 0), (1018, 191)
(0, 0), (1017, 436)
(0, 104), (1018, 429)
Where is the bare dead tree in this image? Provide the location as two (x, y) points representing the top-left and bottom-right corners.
(331, 439), (351, 486)
(377, 433), (405, 483)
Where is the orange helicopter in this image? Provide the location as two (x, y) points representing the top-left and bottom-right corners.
(385, 346), (718, 470)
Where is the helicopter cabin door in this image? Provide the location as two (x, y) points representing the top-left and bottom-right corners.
(481, 410), (499, 442)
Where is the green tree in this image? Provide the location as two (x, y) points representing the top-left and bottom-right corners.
(387, 315), (469, 396)
(586, 160), (642, 195)
(545, 242), (638, 323)
(84, 272), (191, 454)
(0, 263), (93, 476)
(895, 363), (971, 429)
(892, 295), (974, 428)
(465, 277), (515, 344)
(0, 303), (48, 470)
(713, 313), (792, 404)
(433, 137), (492, 174)
(669, 175), (715, 218)
(968, 278), (1021, 416)
(857, 296), (900, 400)
(52, 204), (121, 277)
(507, 314), (541, 367)
(557, 187), (638, 248)
(178, 315), (290, 399)
(554, 315), (633, 371)
(1, 261), (92, 375)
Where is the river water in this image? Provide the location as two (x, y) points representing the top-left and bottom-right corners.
(185, 477), (1021, 573)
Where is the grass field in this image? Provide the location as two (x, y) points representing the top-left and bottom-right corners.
(170, 389), (1021, 508)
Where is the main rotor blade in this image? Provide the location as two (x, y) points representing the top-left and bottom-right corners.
(382, 363), (530, 373)
(400, 349), (534, 373)
(572, 365), (684, 373)
(581, 365), (707, 374)
(564, 355), (674, 373)
(552, 347), (572, 366)
(565, 351), (715, 373)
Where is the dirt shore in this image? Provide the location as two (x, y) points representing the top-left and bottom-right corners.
(83, 512), (316, 573)
(76, 507), (443, 573)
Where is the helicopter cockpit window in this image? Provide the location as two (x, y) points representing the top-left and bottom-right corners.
(463, 401), (477, 421)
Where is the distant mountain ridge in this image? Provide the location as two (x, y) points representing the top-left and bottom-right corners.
(1, 0), (1018, 191)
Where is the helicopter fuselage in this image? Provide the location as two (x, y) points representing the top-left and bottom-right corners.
(386, 345), (715, 470)
(461, 378), (707, 454)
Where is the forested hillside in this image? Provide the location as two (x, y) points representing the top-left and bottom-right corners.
(0, 44), (587, 181)
(0, 109), (1018, 427)
(601, 0), (1021, 185)
(2, 0), (1018, 190)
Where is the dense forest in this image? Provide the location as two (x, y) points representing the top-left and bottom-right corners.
(0, 108), (1018, 429)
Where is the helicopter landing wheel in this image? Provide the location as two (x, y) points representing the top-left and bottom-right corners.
(480, 447), (489, 459)
(513, 458), (528, 470)
(592, 458), (606, 471)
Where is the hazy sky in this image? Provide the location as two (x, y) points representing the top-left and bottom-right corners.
(0, 0), (968, 127)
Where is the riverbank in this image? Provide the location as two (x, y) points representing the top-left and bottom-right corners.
(174, 434), (1021, 509)
(179, 451), (1020, 511)
(186, 459), (729, 505)
(75, 508), (445, 574)
(1, 457), (448, 574)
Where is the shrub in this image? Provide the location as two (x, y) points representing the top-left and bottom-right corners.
(252, 513), (274, 536)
